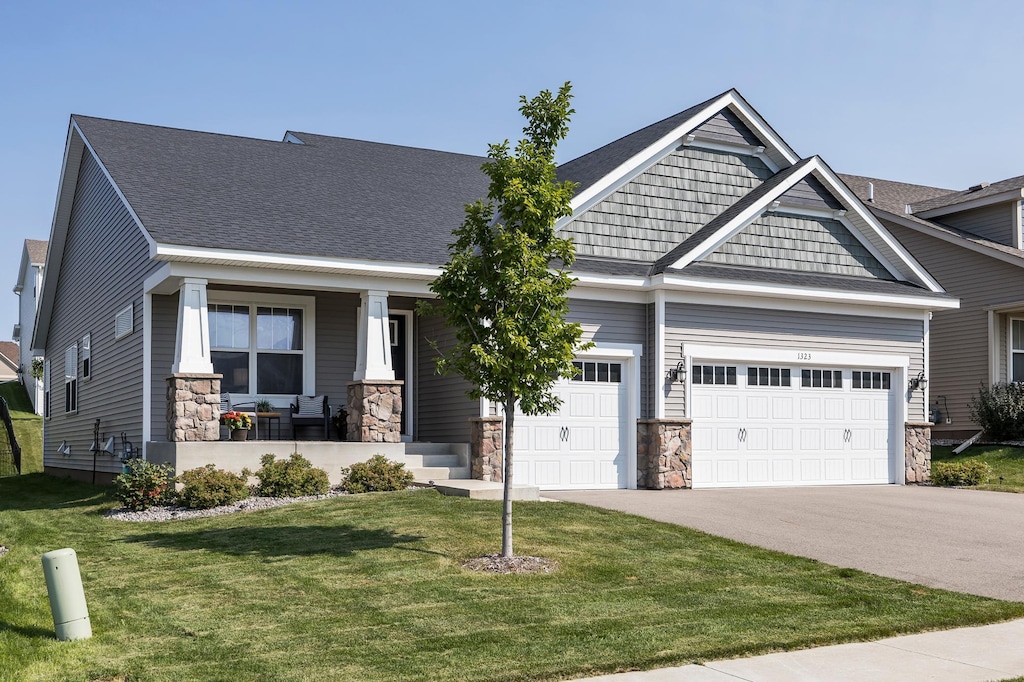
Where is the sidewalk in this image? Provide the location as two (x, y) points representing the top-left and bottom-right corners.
(579, 618), (1024, 681)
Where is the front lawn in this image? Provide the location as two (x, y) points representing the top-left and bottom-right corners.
(2, 476), (1023, 681)
(932, 444), (1024, 493)
(0, 381), (42, 474)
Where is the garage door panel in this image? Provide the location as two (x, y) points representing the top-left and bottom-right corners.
(850, 428), (871, 450)
(801, 459), (822, 481)
(851, 399), (871, 420)
(569, 393), (594, 418)
(772, 428), (794, 450)
(851, 458), (872, 480)
(600, 459), (622, 485)
(772, 397), (794, 420)
(825, 428), (845, 450)
(873, 430), (889, 450)
(747, 459), (769, 482)
(717, 396), (740, 419)
(825, 459), (846, 480)
(717, 427), (740, 450)
(532, 426), (561, 451)
(569, 460), (595, 486)
(873, 399), (888, 421)
(568, 426), (594, 451)
(693, 426), (712, 450)
(535, 460), (561, 486)
(717, 459), (740, 483)
(873, 459), (889, 480)
(599, 394), (619, 418)
(800, 398), (820, 420)
(800, 428), (821, 450)
(693, 459), (712, 484)
(746, 428), (768, 450)
(747, 396), (769, 419)
(824, 399), (844, 420)
(772, 459), (794, 482)
(693, 395), (713, 419)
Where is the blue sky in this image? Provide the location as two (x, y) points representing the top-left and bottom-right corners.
(1, 0), (1022, 353)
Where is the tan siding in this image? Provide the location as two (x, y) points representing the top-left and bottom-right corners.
(664, 303), (926, 421)
(45, 150), (160, 475)
(884, 219), (1024, 433)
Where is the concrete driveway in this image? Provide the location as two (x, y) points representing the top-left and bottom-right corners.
(546, 485), (1024, 602)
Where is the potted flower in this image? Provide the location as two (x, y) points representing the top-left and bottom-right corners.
(221, 411), (253, 441)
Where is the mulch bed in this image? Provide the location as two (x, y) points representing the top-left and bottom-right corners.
(461, 553), (558, 575)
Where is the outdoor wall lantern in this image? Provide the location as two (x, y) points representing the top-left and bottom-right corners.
(908, 371), (928, 391)
(666, 361), (687, 384)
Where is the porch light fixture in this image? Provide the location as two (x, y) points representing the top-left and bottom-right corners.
(908, 371), (928, 391)
(666, 361), (687, 383)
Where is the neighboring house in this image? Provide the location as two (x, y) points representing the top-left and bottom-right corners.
(34, 89), (956, 488)
(0, 341), (18, 382)
(13, 239), (48, 412)
(840, 173), (1024, 439)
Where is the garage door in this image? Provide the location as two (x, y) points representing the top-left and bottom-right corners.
(691, 363), (894, 488)
(513, 359), (628, 490)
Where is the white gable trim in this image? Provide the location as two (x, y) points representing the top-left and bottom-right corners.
(557, 90), (800, 231)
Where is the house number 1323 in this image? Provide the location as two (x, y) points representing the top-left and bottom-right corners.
(797, 352), (812, 361)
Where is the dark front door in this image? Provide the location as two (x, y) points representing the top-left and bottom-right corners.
(390, 314), (407, 435)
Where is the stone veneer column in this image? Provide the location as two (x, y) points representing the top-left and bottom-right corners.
(347, 380), (404, 442)
(166, 373), (222, 442)
(905, 421), (932, 484)
(470, 416), (504, 482)
(637, 419), (692, 489)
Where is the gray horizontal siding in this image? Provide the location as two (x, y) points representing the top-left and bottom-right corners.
(45, 149), (159, 474)
(692, 108), (762, 146)
(884, 219), (1024, 433)
(780, 176), (842, 210)
(313, 291), (359, 420)
(565, 148), (772, 261)
(150, 293), (177, 441)
(938, 203), (1015, 246)
(569, 299), (649, 418)
(417, 314), (477, 442)
(664, 303), (926, 422)
(705, 211), (893, 279)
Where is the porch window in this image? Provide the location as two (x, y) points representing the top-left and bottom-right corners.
(210, 303), (305, 395)
(1012, 319), (1024, 382)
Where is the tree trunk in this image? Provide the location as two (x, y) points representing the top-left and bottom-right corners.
(501, 395), (515, 558)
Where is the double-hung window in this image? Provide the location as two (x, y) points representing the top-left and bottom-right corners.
(1012, 319), (1024, 382)
(209, 296), (311, 396)
(64, 343), (78, 413)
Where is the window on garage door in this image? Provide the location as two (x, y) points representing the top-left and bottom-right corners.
(747, 366), (791, 387)
(852, 371), (891, 390)
(571, 361), (622, 383)
(801, 369), (843, 388)
(693, 365), (736, 385)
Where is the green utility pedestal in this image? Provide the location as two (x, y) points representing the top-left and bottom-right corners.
(41, 548), (91, 641)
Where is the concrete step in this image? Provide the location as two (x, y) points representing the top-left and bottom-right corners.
(405, 442), (470, 457)
(432, 479), (541, 501)
(409, 466), (471, 481)
(404, 454), (462, 468)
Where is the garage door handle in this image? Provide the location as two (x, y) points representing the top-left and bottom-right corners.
(844, 429), (851, 442)
(560, 426), (569, 442)
(739, 428), (746, 442)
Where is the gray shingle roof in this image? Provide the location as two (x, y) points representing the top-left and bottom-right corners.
(73, 116), (491, 266)
(24, 239), (48, 264)
(556, 90), (734, 194)
(909, 174), (1024, 213)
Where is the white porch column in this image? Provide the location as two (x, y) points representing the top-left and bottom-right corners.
(354, 289), (395, 381)
(172, 278), (214, 374)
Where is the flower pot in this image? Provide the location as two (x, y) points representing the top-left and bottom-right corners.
(230, 428), (249, 441)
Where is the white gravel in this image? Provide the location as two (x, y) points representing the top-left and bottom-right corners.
(104, 488), (350, 522)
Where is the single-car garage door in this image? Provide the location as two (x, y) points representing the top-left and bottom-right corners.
(513, 359), (628, 490)
(691, 363), (895, 488)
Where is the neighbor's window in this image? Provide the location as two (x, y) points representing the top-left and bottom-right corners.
(1012, 319), (1024, 382)
(43, 359), (50, 419)
(82, 334), (91, 379)
(64, 343), (78, 413)
(210, 303), (305, 395)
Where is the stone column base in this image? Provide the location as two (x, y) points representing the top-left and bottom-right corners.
(166, 373), (222, 442)
(637, 419), (692, 489)
(905, 422), (932, 484)
(470, 417), (504, 482)
(346, 380), (404, 442)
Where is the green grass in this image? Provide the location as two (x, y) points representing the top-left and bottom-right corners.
(2, 477), (1023, 682)
(932, 445), (1024, 493)
(0, 381), (42, 474)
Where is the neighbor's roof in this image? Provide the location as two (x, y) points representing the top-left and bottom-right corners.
(909, 174), (1024, 213)
(73, 116), (491, 266)
(24, 239), (48, 264)
(0, 341), (19, 364)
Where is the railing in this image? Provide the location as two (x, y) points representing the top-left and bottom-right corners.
(0, 397), (22, 477)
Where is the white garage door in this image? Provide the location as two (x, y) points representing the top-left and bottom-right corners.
(691, 364), (894, 488)
(513, 359), (628, 490)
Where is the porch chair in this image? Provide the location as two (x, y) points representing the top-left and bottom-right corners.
(220, 393), (257, 440)
(291, 395), (330, 440)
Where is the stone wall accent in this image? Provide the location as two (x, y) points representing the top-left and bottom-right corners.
(347, 380), (404, 443)
(166, 373), (222, 442)
(470, 416), (504, 482)
(637, 419), (692, 489)
(905, 421), (932, 484)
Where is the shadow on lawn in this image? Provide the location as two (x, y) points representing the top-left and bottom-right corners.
(0, 474), (111, 513)
(0, 620), (56, 639)
(124, 524), (431, 559)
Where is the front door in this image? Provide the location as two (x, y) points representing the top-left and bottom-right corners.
(389, 314), (408, 435)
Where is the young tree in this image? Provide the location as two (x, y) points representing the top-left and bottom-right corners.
(424, 82), (589, 558)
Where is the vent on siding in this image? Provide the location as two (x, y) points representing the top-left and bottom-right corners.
(114, 303), (134, 340)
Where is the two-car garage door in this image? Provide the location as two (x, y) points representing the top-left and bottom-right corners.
(691, 363), (896, 488)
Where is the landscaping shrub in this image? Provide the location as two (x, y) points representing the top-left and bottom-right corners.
(969, 382), (1024, 441)
(114, 459), (175, 510)
(932, 460), (991, 487)
(341, 454), (414, 494)
(254, 453), (329, 497)
(178, 464), (250, 509)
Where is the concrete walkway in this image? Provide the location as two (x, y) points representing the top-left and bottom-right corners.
(548, 486), (1024, 602)
(577, 617), (1024, 681)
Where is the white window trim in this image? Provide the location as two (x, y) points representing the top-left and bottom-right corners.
(64, 342), (78, 414)
(389, 308), (414, 440)
(82, 333), (91, 380)
(43, 358), (50, 420)
(1008, 317), (1024, 383)
(115, 303), (134, 340)
(207, 291), (316, 400)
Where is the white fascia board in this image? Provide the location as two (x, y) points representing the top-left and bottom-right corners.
(915, 189), (1024, 219)
(154, 243), (441, 280)
(669, 160), (815, 270)
(657, 273), (959, 311)
(558, 91), (800, 231)
(875, 209), (1024, 271)
(155, 261), (436, 298)
(813, 162), (944, 292)
(983, 299), (1024, 313)
(683, 343), (910, 370)
(682, 137), (781, 173)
